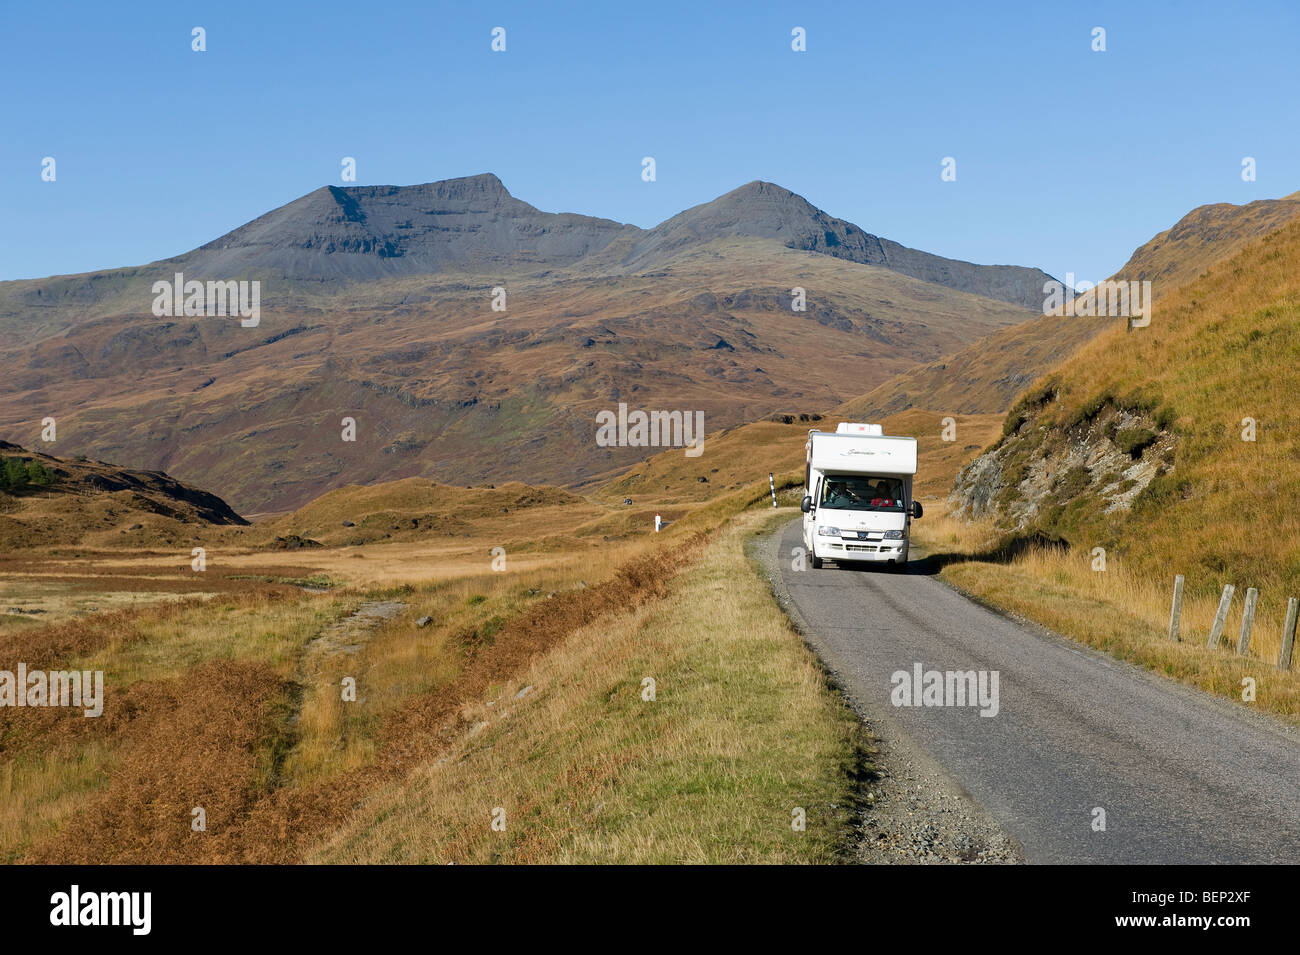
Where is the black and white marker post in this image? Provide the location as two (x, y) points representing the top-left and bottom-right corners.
(769, 473), (777, 507)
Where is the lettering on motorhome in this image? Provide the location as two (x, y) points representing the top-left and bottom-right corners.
(595, 403), (704, 456)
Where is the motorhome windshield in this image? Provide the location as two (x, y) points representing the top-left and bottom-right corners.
(820, 475), (905, 512)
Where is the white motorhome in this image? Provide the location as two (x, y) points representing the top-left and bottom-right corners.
(800, 422), (922, 569)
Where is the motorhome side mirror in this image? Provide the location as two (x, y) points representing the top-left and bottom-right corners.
(910, 500), (924, 519)
(800, 495), (813, 514)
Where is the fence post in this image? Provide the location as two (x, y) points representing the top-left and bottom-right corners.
(1279, 597), (1298, 671)
(769, 473), (777, 508)
(1206, 584), (1235, 648)
(1168, 575), (1184, 642)
(1236, 587), (1258, 655)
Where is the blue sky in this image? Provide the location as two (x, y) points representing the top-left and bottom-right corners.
(2, 0), (1297, 284)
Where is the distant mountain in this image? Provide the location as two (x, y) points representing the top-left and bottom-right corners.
(619, 181), (1056, 309)
(0, 175), (1054, 328)
(185, 174), (636, 282)
(186, 177), (1057, 310)
(0, 174), (1054, 512)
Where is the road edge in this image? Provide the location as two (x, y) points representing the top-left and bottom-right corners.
(744, 512), (1025, 864)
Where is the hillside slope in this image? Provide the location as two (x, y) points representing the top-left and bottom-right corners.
(0, 441), (247, 549)
(949, 217), (1300, 596)
(1110, 192), (1300, 293)
(836, 190), (1300, 421)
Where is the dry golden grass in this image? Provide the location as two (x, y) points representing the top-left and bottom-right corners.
(20, 659), (293, 864)
(4, 464), (867, 864)
(305, 509), (867, 864)
(0, 588), (343, 863)
(0, 742), (113, 863)
(916, 510), (1300, 720)
(8, 509), (709, 862)
(85, 592), (350, 689)
(0, 579), (221, 627)
(0, 460), (703, 862)
(280, 543), (655, 787)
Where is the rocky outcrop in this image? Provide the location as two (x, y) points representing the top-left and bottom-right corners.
(950, 382), (1177, 538)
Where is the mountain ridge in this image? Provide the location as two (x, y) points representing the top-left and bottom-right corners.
(0, 173), (1055, 314)
(619, 180), (1055, 308)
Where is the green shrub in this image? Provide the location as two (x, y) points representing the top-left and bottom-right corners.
(1133, 473), (1191, 511)
(1000, 379), (1058, 439)
(1067, 391), (1113, 430)
(25, 460), (53, 487)
(1114, 427), (1158, 458)
(1053, 466), (1091, 500)
(1118, 388), (1160, 415)
(1, 458), (28, 494)
(1001, 411), (1027, 439)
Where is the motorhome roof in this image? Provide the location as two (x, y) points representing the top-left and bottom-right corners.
(807, 430), (917, 475)
(835, 422), (883, 435)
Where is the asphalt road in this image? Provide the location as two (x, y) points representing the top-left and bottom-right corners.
(762, 518), (1300, 864)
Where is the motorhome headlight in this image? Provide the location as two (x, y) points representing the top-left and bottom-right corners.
(883, 530), (904, 540)
(817, 526), (842, 537)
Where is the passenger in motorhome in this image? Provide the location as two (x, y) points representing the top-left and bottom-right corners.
(871, 481), (893, 506)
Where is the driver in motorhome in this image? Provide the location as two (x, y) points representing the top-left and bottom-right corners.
(824, 480), (845, 507)
(825, 480), (854, 508)
(825, 479), (868, 508)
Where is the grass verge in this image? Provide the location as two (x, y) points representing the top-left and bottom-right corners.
(917, 511), (1300, 721)
(305, 508), (868, 864)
